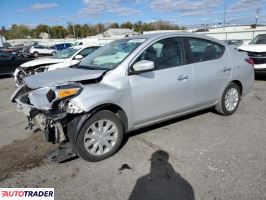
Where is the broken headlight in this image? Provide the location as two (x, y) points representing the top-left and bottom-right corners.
(64, 101), (83, 114)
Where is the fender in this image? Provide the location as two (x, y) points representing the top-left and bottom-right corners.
(66, 113), (92, 154)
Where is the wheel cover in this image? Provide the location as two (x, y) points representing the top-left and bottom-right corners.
(224, 88), (239, 112)
(84, 119), (118, 156)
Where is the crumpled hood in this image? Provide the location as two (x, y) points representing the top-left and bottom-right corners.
(23, 67), (106, 89)
(20, 58), (65, 68)
(238, 44), (266, 52)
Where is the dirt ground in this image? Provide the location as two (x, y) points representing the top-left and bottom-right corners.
(0, 130), (54, 181)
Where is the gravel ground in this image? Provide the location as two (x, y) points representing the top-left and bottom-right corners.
(0, 73), (265, 200)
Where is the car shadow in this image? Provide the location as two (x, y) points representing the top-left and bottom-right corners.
(255, 72), (266, 81)
(128, 150), (194, 200)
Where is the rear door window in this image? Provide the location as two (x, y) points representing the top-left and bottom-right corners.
(187, 38), (225, 63)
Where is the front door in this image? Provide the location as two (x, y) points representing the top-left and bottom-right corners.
(129, 37), (194, 126)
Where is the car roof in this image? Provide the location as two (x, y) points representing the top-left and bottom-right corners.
(122, 32), (225, 46)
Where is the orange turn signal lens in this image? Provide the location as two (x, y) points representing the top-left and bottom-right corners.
(57, 88), (79, 99)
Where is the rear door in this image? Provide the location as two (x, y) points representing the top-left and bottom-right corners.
(128, 37), (194, 126)
(185, 37), (232, 107)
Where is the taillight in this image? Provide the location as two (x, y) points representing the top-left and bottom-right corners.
(245, 58), (254, 67)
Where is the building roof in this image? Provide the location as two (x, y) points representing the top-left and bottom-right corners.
(102, 28), (139, 37)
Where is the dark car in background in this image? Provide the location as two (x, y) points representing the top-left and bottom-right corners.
(0, 50), (34, 75)
(50, 43), (73, 51)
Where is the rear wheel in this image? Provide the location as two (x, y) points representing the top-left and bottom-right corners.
(76, 110), (124, 162)
(51, 51), (56, 56)
(215, 82), (240, 115)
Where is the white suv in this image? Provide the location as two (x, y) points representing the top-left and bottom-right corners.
(29, 45), (56, 57)
(238, 34), (266, 71)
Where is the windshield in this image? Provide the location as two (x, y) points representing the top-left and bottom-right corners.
(250, 34), (266, 44)
(78, 38), (146, 70)
(54, 48), (79, 59)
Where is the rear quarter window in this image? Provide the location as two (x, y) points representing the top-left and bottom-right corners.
(187, 37), (225, 63)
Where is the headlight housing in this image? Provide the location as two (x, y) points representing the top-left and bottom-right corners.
(53, 84), (82, 101)
(20, 83), (83, 111)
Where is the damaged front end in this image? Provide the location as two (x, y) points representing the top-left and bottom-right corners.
(11, 82), (84, 162)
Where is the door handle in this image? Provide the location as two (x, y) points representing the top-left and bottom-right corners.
(223, 67), (231, 72)
(178, 75), (189, 81)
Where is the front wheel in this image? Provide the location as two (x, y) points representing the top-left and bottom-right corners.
(51, 51), (56, 56)
(215, 82), (241, 116)
(76, 110), (124, 162)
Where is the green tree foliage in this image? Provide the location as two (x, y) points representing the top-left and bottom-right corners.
(120, 21), (133, 29)
(50, 26), (67, 39)
(34, 24), (50, 37)
(110, 23), (119, 28)
(1, 20), (185, 39)
(1, 24), (31, 39)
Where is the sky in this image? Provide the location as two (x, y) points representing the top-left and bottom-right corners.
(0, 0), (265, 28)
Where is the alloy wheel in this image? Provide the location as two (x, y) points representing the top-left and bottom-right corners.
(224, 88), (239, 112)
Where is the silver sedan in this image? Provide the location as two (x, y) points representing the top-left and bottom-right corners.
(12, 33), (254, 162)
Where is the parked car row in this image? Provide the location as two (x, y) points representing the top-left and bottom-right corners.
(14, 45), (100, 85)
(11, 33), (254, 162)
(19, 43), (75, 58)
(50, 43), (73, 51)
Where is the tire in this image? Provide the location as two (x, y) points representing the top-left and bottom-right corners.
(215, 82), (241, 116)
(76, 110), (124, 162)
(51, 51), (56, 56)
(33, 52), (38, 58)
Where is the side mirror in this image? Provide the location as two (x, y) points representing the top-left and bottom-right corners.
(75, 55), (83, 60)
(132, 60), (154, 73)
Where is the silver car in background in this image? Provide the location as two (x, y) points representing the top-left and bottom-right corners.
(11, 33), (254, 162)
